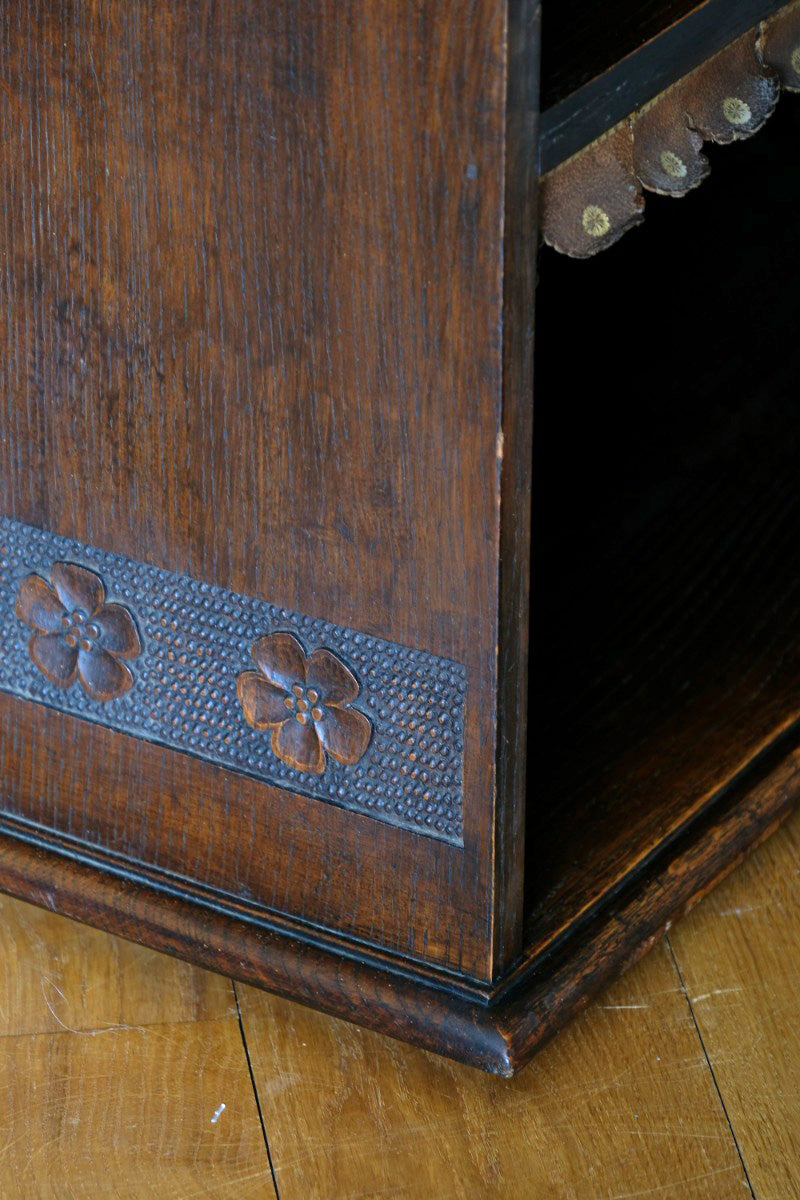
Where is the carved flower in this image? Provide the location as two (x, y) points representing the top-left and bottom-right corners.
(237, 631), (371, 775)
(15, 562), (141, 702)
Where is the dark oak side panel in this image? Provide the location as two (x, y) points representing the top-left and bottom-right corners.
(0, 2), (536, 981)
(494, 0), (539, 971)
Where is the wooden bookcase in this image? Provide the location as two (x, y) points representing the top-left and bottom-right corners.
(0, 0), (798, 1075)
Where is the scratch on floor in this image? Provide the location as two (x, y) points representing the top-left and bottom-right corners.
(598, 1004), (650, 1010)
(545, 1122), (729, 1143)
(40, 977), (146, 1037)
(607, 1163), (740, 1199)
(690, 987), (743, 1004)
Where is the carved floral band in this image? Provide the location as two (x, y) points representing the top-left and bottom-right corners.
(0, 517), (465, 843)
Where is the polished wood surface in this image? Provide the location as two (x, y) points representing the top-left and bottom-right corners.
(1, 807), (799, 1197)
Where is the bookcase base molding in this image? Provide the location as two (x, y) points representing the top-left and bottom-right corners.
(0, 733), (796, 1077)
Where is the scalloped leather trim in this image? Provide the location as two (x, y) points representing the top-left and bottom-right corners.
(541, 2), (800, 258)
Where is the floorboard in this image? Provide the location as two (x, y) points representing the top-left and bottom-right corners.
(669, 806), (800, 1200)
(0, 896), (275, 1199)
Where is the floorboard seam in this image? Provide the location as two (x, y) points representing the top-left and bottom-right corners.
(232, 979), (282, 1199)
(665, 934), (757, 1199)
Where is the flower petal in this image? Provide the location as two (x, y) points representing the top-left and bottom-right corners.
(78, 647), (133, 702)
(251, 631), (306, 690)
(305, 648), (359, 706)
(15, 575), (66, 633)
(51, 562), (105, 616)
(94, 603), (142, 659)
(316, 706), (372, 767)
(272, 718), (325, 775)
(237, 671), (291, 730)
(29, 634), (78, 689)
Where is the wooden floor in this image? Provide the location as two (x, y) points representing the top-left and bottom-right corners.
(1, 810), (799, 1198)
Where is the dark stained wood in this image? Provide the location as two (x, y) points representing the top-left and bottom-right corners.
(494, 0), (540, 971)
(0, 0), (536, 985)
(0, 692), (491, 974)
(542, 0), (705, 108)
(499, 732), (800, 1069)
(525, 441), (800, 956)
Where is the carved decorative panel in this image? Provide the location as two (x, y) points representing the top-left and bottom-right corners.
(0, 518), (466, 843)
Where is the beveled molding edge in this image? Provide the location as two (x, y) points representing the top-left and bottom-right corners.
(0, 726), (797, 1075)
(0, 517), (466, 843)
(541, 3), (800, 258)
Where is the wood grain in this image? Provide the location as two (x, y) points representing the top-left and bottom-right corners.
(0, 730), (795, 1079)
(237, 944), (748, 1200)
(1, 0), (798, 1081)
(669, 805), (800, 1199)
(531, 99), (800, 963)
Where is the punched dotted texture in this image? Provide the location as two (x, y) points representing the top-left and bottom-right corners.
(0, 517), (465, 843)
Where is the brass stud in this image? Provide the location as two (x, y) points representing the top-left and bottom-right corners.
(660, 150), (688, 179)
(581, 205), (611, 238)
(722, 96), (752, 125)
